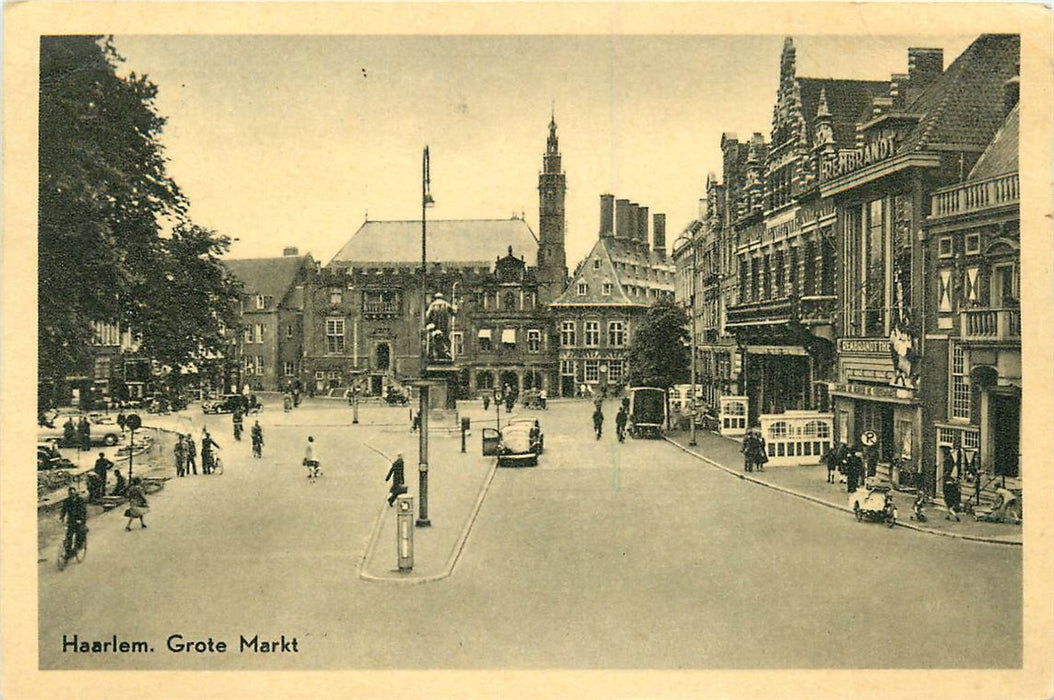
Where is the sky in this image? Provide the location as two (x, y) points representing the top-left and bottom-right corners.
(113, 34), (975, 267)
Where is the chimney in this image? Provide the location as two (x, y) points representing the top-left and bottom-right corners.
(1004, 64), (1020, 116)
(629, 203), (640, 244)
(907, 48), (943, 92)
(599, 193), (615, 237)
(615, 199), (631, 238)
(638, 206), (650, 248)
(653, 214), (666, 257)
(283, 247), (299, 256)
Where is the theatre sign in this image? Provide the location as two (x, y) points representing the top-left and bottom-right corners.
(821, 131), (900, 180)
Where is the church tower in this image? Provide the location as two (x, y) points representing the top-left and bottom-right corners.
(537, 113), (567, 304)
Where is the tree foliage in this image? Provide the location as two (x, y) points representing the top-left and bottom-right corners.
(626, 297), (690, 390)
(38, 36), (236, 386)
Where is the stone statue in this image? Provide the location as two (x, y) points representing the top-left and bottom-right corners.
(425, 292), (458, 363)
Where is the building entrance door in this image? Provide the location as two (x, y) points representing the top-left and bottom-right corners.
(991, 392), (1020, 477)
(370, 375), (383, 396)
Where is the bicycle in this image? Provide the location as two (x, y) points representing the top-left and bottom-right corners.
(56, 523), (88, 570)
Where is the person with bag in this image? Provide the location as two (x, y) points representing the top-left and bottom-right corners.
(124, 477), (149, 530)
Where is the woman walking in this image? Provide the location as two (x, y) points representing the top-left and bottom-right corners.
(124, 477), (149, 530)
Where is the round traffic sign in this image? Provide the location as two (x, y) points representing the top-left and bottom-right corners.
(860, 430), (878, 447)
(126, 413), (142, 431)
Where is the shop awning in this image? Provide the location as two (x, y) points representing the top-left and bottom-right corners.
(477, 329), (492, 340)
(502, 329), (517, 344)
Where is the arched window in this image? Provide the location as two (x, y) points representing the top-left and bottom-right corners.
(769, 421), (788, 440)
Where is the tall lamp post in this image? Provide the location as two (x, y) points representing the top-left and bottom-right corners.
(417, 146), (435, 528)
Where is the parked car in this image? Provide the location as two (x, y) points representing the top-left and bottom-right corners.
(628, 386), (667, 439)
(37, 442), (75, 471)
(38, 418), (123, 447)
(850, 484), (898, 527)
(201, 394), (247, 415)
(481, 420), (543, 467)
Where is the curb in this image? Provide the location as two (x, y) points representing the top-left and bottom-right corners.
(358, 458), (499, 584)
(663, 436), (1021, 547)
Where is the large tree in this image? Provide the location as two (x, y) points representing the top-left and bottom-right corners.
(135, 223), (242, 384)
(39, 36), (236, 393)
(39, 35), (184, 380)
(625, 297), (690, 390)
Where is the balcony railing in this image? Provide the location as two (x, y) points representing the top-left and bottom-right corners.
(931, 172), (1019, 219)
(961, 307), (1020, 342)
(362, 302), (399, 315)
(726, 297), (796, 327)
(726, 294), (837, 328)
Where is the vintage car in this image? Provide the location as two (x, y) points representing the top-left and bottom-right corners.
(850, 484), (898, 527)
(201, 394), (248, 415)
(481, 420), (543, 467)
(628, 386), (667, 439)
(38, 415), (123, 447)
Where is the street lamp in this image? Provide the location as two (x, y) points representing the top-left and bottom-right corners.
(417, 146), (434, 528)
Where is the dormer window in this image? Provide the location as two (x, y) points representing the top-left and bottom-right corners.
(593, 259), (601, 270)
(255, 295), (265, 309)
(577, 283), (588, 296)
(603, 282), (613, 296)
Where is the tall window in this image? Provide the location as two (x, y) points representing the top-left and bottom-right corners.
(608, 360), (624, 383)
(787, 248), (798, 298)
(584, 321), (600, 347)
(608, 321), (625, 347)
(774, 250), (785, 298)
(739, 258), (748, 303)
(326, 318), (345, 353)
(864, 198), (886, 335)
(244, 326), (254, 343)
(951, 344), (970, 420)
(254, 356), (265, 375)
(504, 291), (517, 310)
(284, 361), (295, 377)
(256, 323), (265, 343)
(527, 329), (541, 353)
(560, 360), (575, 376)
(286, 324), (294, 339)
(560, 321), (576, 347)
(892, 194), (913, 326)
(577, 283), (588, 296)
(452, 332), (464, 358)
(584, 360), (600, 382)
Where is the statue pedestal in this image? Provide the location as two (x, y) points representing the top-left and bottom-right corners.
(423, 363), (459, 410)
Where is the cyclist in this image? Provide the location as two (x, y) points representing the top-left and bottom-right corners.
(232, 406), (244, 441)
(251, 420), (263, 459)
(59, 486), (87, 561)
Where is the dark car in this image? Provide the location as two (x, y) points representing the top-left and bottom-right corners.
(201, 394), (247, 415)
(482, 420), (543, 467)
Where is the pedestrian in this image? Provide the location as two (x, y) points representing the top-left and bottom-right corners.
(63, 417), (76, 447)
(505, 392), (515, 414)
(124, 477), (149, 530)
(538, 388), (547, 410)
(754, 430), (768, 472)
(174, 436), (186, 477)
(59, 486), (88, 559)
(92, 451), (114, 500)
(943, 471), (962, 521)
(482, 394), (491, 412)
(411, 411), (420, 433)
(185, 433), (197, 475)
(251, 420), (263, 458)
(615, 406), (628, 442)
(592, 405), (604, 440)
(78, 416), (91, 451)
(303, 436), (320, 480)
(111, 468), (127, 497)
(844, 447), (863, 493)
(579, 383), (587, 400)
(741, 430), (756, 473)
(201, 430), (219, 475)
(386, 452), (407, 506)
(117, 412), (127, 433)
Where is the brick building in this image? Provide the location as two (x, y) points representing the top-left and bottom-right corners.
(551, 194), (675, 397)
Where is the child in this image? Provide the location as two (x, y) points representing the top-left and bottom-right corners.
(304, 436), (321, 480)
(910, 492), (927, 522)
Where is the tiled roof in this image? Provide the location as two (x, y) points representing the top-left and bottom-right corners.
(329, 219), (538, 268)
(901, 34), (1020, 153)
(968, 102), (1018, 179)
(224, 255), (313, 310)
(551, 237), (674, 307)
(799, 78), (888, 148)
